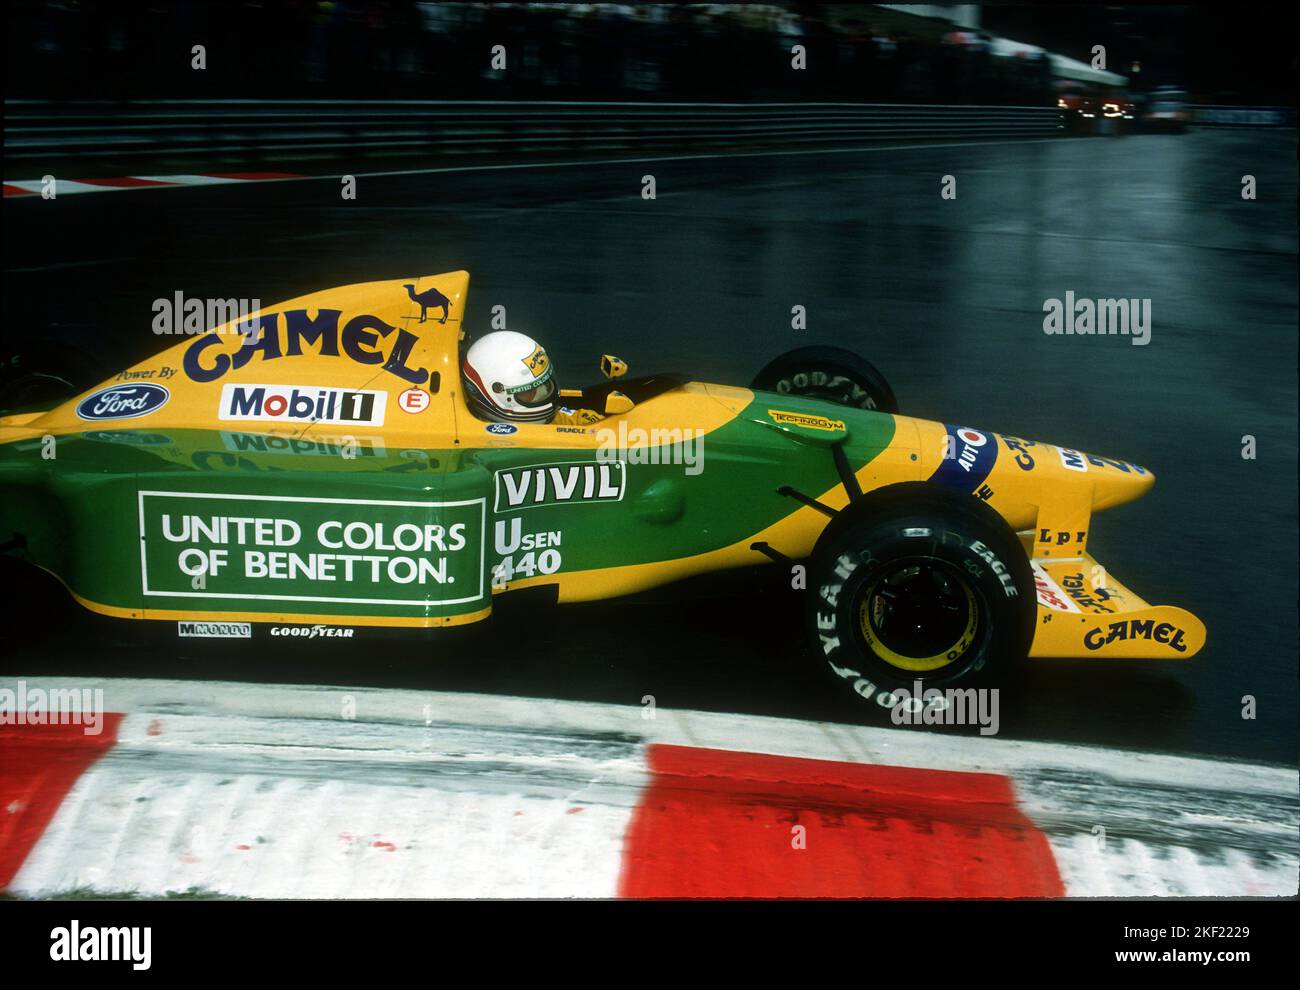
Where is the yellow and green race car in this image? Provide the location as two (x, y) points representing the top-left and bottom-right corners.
(0, 271), (1205, 711)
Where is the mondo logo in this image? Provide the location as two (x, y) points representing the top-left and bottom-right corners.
(75, 384), (170, 421)
(177, 621), (251, 639)
(219, 384), (387, 426)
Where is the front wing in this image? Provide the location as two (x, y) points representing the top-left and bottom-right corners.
(1025, 537), (1206, 659)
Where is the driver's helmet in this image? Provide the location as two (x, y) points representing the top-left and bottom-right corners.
(461, 330), (558, 424)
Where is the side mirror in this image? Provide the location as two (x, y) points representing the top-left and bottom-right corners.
(603, 390), (634, 416)
(600, 354), (628, 379)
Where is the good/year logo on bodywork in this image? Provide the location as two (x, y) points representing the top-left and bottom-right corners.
(494, 461), (625, 512)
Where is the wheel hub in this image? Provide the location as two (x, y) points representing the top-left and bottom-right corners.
(857, 560), (978, 673)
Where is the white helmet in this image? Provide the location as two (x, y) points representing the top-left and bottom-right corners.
(461, 330), (558, 424)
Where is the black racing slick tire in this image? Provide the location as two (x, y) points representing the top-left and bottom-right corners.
(805, 482), (1034, 719)
(752, 345), (898, 414)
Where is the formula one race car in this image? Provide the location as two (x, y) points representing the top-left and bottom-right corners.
(0, 271), (1205, 713)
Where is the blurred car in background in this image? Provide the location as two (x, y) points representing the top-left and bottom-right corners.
(1099, 90), (1136, 135)
(1141, 86), (1190, 132)
(1056, 82), (1100, 135)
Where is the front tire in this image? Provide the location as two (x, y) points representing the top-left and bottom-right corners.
(805, 482), (1034, 720)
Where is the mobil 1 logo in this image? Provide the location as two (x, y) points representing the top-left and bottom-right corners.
(219, 384), (387, 426)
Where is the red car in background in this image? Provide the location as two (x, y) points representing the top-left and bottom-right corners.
(1056, 83), (1099, 135)
(1057, 83), (1136, 136)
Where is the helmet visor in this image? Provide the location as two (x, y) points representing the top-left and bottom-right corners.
(504, 364), (556, 408)
(509, 377), (556, 407)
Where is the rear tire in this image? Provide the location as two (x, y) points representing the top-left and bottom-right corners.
(752, 345), (898, 414)
(805, 482), (1034, 722)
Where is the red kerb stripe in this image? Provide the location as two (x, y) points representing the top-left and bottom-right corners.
(619, 744), (1064, 898)
(0, 715), (123, 889)
(77, 177), (172, 188)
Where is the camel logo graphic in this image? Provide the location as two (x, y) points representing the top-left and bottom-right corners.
(522, 345), (550, 378)
(403, 283), (450, 324)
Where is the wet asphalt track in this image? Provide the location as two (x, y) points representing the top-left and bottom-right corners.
(3, 130), (1297, 764)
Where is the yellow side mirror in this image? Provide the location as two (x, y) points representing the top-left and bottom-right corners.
(600, 354), (628, 379)
(603, 391), (634, 416)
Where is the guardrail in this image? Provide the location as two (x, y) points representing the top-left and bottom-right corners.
(4, 100), (1064, 163)
(1189, 105), (1297, 128)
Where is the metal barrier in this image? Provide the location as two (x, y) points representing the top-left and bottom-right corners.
(1189, 106), (1296, 128)
(4, 101), (1063, 163)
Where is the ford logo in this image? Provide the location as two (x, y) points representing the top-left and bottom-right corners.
(485, 422), (518, 435)
(75, 383), (170, 421)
